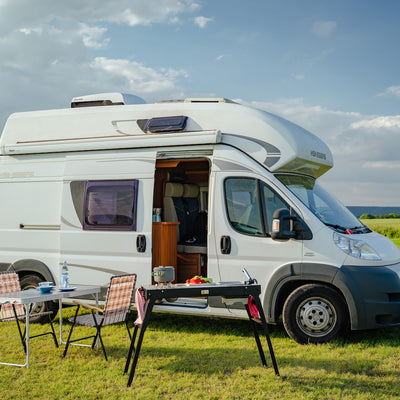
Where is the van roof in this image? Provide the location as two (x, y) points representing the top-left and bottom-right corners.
(0, 95), (333, 178)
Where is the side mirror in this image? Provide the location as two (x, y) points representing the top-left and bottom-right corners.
(271, 208), (297, 240)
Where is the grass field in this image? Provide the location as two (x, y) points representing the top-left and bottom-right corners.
(2, 306), (400, 400)
(360, 218), (400, 240)
(1, 221), (399, 399)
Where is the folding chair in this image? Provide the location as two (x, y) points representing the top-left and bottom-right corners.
(0, 271), (59, 353)
(62, 273), (136, 361)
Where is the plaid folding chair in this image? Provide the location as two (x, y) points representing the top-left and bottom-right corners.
(62, 273), (136, 361)
(0, 271), (58, 353)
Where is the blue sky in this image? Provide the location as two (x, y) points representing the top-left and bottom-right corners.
(0, 0), (399, 206)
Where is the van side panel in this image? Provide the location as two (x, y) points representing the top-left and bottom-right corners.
(60, 150), (156, 288)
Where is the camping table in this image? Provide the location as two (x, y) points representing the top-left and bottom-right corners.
(125, 283), (280, 387)
(0, 285), (100, 367)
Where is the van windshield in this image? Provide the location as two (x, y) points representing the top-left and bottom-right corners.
(276, 174), (370, 234)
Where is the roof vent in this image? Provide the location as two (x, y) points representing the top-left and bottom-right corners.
(145, 116), (188, 133)
(71, 93), (146, 108)
(184, 98), (236, 104)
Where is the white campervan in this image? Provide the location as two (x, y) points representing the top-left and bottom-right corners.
(0, 93), (399, 344)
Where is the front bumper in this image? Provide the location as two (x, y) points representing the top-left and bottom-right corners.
(334, 262), (400, 330)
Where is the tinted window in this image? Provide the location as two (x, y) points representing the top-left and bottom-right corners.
(83, 180), (138, 231)
(224, 178), (264, 236)
(260, 182), (289, 234)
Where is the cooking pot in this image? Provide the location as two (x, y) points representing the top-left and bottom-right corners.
(152, 266), (175, 283)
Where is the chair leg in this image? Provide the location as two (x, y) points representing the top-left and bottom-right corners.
(62, 305), (80, 358)
(90, 310), (107, 361)
(97, 329), (108, 361)
(48, 314), (59, 348)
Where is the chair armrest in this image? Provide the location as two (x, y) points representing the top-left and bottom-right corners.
(72, 300), (104, 313)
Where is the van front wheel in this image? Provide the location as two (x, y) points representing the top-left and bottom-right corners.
(282, 284), (348, 344)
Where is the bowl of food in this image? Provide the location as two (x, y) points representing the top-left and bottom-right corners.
(38, 282), (55, 293)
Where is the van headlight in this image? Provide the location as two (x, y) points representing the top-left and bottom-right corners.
(333, 232), (381, 260)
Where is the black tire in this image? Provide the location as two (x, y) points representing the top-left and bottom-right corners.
(20, 274), (58, 322)
(282, 284), (349, 344)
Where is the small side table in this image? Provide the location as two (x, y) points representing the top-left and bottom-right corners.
(125, 283), (279, 386)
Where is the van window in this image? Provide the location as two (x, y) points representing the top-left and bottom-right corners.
(260, 182), (289, 234)
(83, 180), (138, 231)
(224, 178), (264, 236)
(224, 178), (291, 236)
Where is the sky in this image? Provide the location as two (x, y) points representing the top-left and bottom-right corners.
(0, 0), (399, 206)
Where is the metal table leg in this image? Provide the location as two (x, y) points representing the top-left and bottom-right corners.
(251, 296), (280, 376)
(126, 299), (155, 387)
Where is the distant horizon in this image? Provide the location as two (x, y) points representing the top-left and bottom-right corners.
(347, 206), (400, 218)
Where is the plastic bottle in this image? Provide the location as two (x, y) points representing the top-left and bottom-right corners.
(61, 261), (69, 288)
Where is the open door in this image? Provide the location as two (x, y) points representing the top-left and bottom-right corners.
(153, 158), (210, 284)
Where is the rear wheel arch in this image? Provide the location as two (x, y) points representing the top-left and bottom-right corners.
(6, 259), (58, 321)
(8, 259), (56, 283)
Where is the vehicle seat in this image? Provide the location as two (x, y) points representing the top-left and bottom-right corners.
(180, 183), (207, 254)
(163, 182), (184, 242)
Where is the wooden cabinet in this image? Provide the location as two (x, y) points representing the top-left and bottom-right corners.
(177, 253), (202, 283)
(152, 222), (179, 283)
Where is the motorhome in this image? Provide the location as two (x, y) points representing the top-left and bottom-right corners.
(0, 93), (399, 344)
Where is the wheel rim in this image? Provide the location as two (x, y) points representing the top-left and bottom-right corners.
(296, 296), (337, 338)
(22, 281), (45, 314)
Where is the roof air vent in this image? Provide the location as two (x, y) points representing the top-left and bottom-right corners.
(71, 93), (146, 108)
(184, 98), (236, 104)
(145, 116), (188, 133)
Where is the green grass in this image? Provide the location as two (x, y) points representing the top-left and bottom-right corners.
(360, 218), (400, 239)
(392, 238), (400, 249)
(2, 308), (400, 399)
(360, 218), (400, 248)
(1, 219), (399, 399)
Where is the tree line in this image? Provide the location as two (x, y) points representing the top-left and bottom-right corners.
(360, 213), (400, 219)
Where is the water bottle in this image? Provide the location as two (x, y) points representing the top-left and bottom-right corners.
(61, 261), (69, 288)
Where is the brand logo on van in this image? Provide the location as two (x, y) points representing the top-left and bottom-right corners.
(310, 150), (326, 160)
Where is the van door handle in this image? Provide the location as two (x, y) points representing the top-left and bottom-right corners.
(136, 235), (146, 253)
(220, 236), (231, 255)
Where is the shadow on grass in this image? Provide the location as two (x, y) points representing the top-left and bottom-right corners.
(125, 311), (286, 338)
(127, 311), (400, 344)
(51, 311), (400, 398)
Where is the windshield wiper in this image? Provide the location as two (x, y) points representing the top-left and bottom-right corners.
(324, 223), (348, 233)
(324, 223), (371, 234)
(347, 225), (372, 234)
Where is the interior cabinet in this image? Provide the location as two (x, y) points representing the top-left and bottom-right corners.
(152, 222), (179, 283)
(177, 253), (202, 283)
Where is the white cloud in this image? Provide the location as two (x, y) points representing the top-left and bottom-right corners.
(78, 24), (109, 49)
(90, 57), (187, 94)
(216, 55), (224, 61)
(194, 16), (213, 28)
(350, 115), (400, 130)
(291, 73), (305, 81)
(244, 98), (400, 205)
(364, 161), (400, 169)
(379, 85), (400, 98)
(0, 1), (201, 33)
(0, 1), (197, 125)
(311, 21), (337, 38)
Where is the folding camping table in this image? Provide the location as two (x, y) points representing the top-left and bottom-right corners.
(0, 285), (100, 367)
(125, 282), (279, 387)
